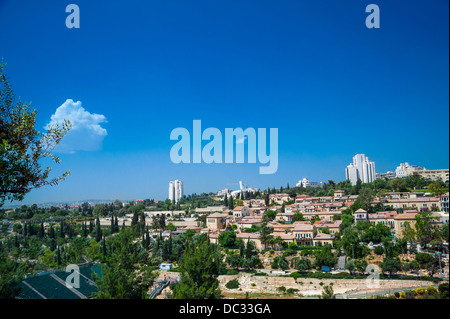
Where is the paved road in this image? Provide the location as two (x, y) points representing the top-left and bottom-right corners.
(338, 254), (346, 271)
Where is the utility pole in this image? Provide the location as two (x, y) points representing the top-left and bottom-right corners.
(351, 244), (355, 275)
(436, 250), (443, 281)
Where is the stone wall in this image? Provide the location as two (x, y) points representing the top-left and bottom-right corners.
(218, 273), (437, 296)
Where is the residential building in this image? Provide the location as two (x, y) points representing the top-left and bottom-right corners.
(236, 217), (262, 230)
(208, 232), (220, 245)
(394, 212), (418, 239)
(367, 211), (398, 229)
(386, 197), (439, 211)
(144, 210), (184, 218)
(440, 192), (449, 213)
(410, 168), (449, 183)
(269, 193), (291, 204)
(160, 263), (173, 271)
(333, 190), (345, 200)
(243, 199), (266, 208)
(313, 233), (334, 246)
(168, 179), (183, 203)
(232, 206), (250, 219)
(395, 162), (422, 178)
(353, 208), (368, 221)
(277, 212), (294, 223)
(296, 177), (323, 188)
(217, 188), (231, 196)
(435, 211), (449, 225)
(382, 192), (426, 200)
(314, 220), (342, 235)
(236, 232), (263, 250)
(278, 233), (295, 246)
(206, 213), (229, 231)
(268, 221), (295, 235)
(293, 223), (317, 246)
(302, 211), (341, 222)
(394, 211), (443, 239)
(345, 153), (376, 185)
(195, 206), (226, 215)
(376, 171), (395, 180)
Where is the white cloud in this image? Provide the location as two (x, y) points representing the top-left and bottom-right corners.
(46, 99), (107, 153)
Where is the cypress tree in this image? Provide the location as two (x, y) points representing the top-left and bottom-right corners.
(38, 223), (44, 238)
(131, 211), (139, 229)
(239, 240), (244, 258)
(96, 216), (102, 242)
(228, 196), (234, 210)
(49, 225), (55, 239)
(50, 238), (56, 251)
(245, 240), (255, 259)
(162, 240), (169, 261)
(102, 236), (107, 257)
(83, 222), (88, 238)
(56, 247), (62, 265)
(60, 221), (65, 238)
(146, 229), (151, 250)
(114, 216), (119, 233)
(224, 194), (228, 207)
(168, 236), (173, 260)
(110, 215), (115, 234)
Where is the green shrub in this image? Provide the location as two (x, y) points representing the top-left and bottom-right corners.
(415, 253), (433, 268)
(425, 286), (438, 296)
(225, 279), (240, 289)
(287, 288), (298, 294)
(438, 282), (449, 299)
(404, 290), (415, 299)
(374, 246), (384, 255)
(282, 248), (297, 257)
(277, 286), (286, 292)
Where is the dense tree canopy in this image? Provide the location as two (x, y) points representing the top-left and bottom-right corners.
(93, 228), (155, 299)
(173, 234), (224, 299)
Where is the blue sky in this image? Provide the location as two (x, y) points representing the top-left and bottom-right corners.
(0, 0), (448, 204)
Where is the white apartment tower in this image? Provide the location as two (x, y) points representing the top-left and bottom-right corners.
(346, 154), (376, 185)
(169, 180), (183, 203)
